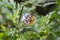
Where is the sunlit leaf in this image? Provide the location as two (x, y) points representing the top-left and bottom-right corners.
(0, 33), (5, 39)
(1, 24), (6, 31)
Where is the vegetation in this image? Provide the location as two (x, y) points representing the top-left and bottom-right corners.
(0, 0), (60, 40)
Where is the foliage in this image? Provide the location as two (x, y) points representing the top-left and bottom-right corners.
(0, 0), (60, 40)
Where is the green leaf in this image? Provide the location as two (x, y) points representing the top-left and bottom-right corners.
(1, 24), (6, 31)
(0, 33), (5, 39)
(39, 15), (50, 26)
(55, 31), (60, 37)
(57, 0), (60, 6)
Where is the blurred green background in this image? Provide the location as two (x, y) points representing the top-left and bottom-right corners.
(0, 0), (60, 40)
